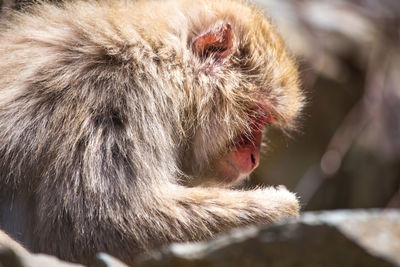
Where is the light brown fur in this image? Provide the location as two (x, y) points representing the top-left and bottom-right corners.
(0, 0), (304, 265)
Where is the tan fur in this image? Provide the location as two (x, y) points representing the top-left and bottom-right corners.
(0, 0), (304, 266)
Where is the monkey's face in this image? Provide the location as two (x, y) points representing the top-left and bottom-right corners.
(177, 1), (304, 186)
(211, 104), (274, 184)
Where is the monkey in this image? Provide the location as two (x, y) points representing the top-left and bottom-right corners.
(0, 0), (304, 265)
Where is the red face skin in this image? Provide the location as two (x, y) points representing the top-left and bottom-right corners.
(215, 106), (274, 184)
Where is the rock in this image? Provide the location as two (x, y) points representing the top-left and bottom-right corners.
(1, 210), (399, 267)
(0, 247), (83, 267)
(0, 229), (83, 267)
(302, 209), (400, 265)
(0, 230), (129, 267)
(135, 210), (400, 267)
(95, 253), (129, 267)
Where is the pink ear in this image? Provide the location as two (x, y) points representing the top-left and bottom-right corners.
(192, 23), (234, 61)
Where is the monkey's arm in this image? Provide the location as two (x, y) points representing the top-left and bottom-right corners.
(103, 184), (300, 249)
(150, 185), (299, 240)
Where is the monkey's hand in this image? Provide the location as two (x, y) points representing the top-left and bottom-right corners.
(238, 185), (300, 222)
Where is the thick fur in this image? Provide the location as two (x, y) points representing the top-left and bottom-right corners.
(0, 0), (304, 265)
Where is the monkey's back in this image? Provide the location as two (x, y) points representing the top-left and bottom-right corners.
(0, 1), (185, 260)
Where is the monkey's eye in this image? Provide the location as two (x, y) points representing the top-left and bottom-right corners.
(249, 106), (274, 132)
(192, 22), (234, 62)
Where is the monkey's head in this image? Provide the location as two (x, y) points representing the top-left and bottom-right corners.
(150, 0), (304, 186)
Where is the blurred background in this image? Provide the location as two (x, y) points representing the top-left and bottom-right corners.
(1, 0), (399, 212)
(251, 0), (400, 212)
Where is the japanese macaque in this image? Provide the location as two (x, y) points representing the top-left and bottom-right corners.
(0, 0), (304, 265)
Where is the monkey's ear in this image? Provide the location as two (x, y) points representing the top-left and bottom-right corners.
(192, 22), (234, 61)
